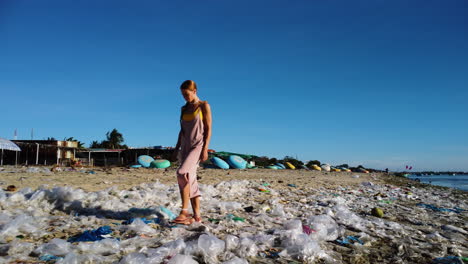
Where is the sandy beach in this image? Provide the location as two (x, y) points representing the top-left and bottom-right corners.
(1, 167), (387, 192)
(0, 167), (467, 263)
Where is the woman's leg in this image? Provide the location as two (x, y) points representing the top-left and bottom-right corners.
(177, 174), (191, 217)
(190, 196), (201, 222)
(176, 147), (202, 222)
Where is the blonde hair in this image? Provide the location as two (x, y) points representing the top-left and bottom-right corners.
(180, 80), (197, 91)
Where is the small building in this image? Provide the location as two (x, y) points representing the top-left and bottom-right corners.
(4, 140), (79, 166)
(76, 148), (125, 167)
(76, 147), (174, 167)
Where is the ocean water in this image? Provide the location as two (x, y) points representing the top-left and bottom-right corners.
(408, 174), (468, 191)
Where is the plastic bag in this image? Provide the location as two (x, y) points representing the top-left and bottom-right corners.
(235, 237), (258, 258)
(198, 234), (225, 263)
(0, 214), (43, 241)
(167, 254), (198, 264)
(34, 239), (71, 256)
(57, 252), (105, 264)
(76, 238), (120, 255)
(306, 215), (341, 241)
(119, 252), (148, 264)
(224, 235), (239, 251)
(222, 257), (249, 264)
(7, 241), (35, 258)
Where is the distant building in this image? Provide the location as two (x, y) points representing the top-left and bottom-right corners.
(5, 140), (79, 166)
(76, 147), (174, 167)
(76, 148), (125, 167)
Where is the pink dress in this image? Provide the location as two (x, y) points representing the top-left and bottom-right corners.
(177, 106), (204, 198)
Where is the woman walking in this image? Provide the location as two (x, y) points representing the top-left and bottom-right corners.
(172, 80), (212, 224)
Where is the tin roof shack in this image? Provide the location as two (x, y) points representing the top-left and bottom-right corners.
(8, 140), (78, 166)
(76, 149), (124, 167)
(76, 147), (174, 167)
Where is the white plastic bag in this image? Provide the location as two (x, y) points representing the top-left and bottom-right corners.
(198, 234), (225, 263)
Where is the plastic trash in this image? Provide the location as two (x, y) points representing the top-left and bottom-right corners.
(39, 254), (63, 262)
(243, 206), (254, 212)
(119, 252), (148, 264)
(68, 226), (112, 242)
(417, 203), (464, 213)
(123, 218), (158, 235)
(34, 239), (71, 256)
(335, 235), (364, 246)
(333, 204), (366, 231)
(224, 235), (239, 251)
(271, 204), (286, 217)
(144, 239), (186, 263)
(160, 206), (177, 220)
(58, 252), (105, 263)
(122, 217), (160, 225)
(0, 173), (466, 263)
(7, 241), (35, 258)
(198, 234), (225, 263)
(0, 214), (43, 240)
(222, 257), (249, 264)
(441, 225), (468, 234)
(258, 248), (281, 259)
(226, 214), (245, 222)
(235, 237), (258, 258)
(431, 256), (463, 264)
(218, 201), (242, 212)
(302, 224), (314, 235)
(306, 215), (340, 241)
(168, 254), (198, 264)
(76, 238), (120, 255)
(26, 167), (40, 173)
(361, 181), (374, 187)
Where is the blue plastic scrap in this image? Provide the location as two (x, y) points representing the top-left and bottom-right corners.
(431, 256), (463, 264)
(417, 203), (464, 214)
(122, 217), (161, 225)
(68, 225), (112, 242)
(39, 254), (63, 262)
(336, 236), (364, 246)
(160, 206), (177, 220)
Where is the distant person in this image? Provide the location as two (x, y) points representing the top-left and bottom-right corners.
(171, 80), (212, 225)
(385, 168), (389, 174)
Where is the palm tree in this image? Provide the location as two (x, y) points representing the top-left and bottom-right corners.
(90, 140), (102, 148)
(106, 129), (124, 149)
(89, 129), (127, 149)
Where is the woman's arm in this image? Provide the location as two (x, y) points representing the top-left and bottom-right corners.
(200, 101), (212, 162)
(172, 105), (184, 162)
(171, 130), (182, 162)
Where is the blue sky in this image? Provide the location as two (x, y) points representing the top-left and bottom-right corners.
(1, 0), (467, 171)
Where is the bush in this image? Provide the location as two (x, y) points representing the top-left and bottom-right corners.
(281, 156), (304, 168)
(306, 160), (321, 167)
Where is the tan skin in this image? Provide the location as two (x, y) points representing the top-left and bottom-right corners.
(172, 87), (212, 222)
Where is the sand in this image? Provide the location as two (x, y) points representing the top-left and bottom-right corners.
(0, 167), (387, 192)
